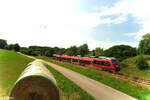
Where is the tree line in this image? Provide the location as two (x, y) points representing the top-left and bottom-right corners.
(0, 33), (150, 63)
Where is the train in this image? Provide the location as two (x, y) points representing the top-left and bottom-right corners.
(53, 54), (121, 72)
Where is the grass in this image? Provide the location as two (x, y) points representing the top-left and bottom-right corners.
(37, 56), (150, 100)
(0, 49), (33, 96)
(120, 55), (150, 79)
(0, 50), (94, 100)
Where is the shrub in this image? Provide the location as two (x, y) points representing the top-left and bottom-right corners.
(136, 55), (149, 70)
(120, 62), (128, 68)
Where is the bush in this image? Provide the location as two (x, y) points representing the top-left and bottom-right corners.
(136, 55), (149, 70)
(120, 62), (128, 68)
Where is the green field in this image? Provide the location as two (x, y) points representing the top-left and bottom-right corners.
(120, 55), (150, 79)
(37, 56), (150, 100)
(0, 50), (94, 100)
(0, 49), (33, 96)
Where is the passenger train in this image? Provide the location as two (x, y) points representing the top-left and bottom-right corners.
(53, 54), (121, 72)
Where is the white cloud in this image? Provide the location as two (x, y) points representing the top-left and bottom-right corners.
(0, 0), (102, 49)
(100, 0), (150, 40)
(0, 0), (146, 50)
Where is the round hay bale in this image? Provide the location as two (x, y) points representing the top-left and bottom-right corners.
(10, 60), (59, 100)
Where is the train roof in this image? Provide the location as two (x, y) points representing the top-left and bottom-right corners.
(93, 57), (116, 61)
(80, 57), (93, 61)
(53, 54), (116, 61)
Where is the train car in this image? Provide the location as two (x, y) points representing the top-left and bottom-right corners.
(61, 55), (72, 63)
(52, 54), (120, 72)
(55, 54), (61, 61)
(93, 57), (120, 72)
(71, 56), (80, 64)
(79, 57), (93, 66)
(52, 54), (57, 60)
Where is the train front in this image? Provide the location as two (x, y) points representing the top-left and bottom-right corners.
(111, 58), (121, 72)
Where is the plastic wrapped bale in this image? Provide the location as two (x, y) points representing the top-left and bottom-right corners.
(10, 59), (59, 100)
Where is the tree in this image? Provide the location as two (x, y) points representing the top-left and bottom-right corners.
(5, 44), (14, 50)
(20, 47), (29, 54)
(85, 51), (94, 57)
(0, 39), (7, 49)
(14, 44), (20, 51)
(58, 48), (66, 55)
(138, 33), (150, 54)
(65, 46), (78, 56)
(102, 45), (136, 61)
(94, 47), (103, 57)
(45, 49), (55, 57)
(78, 44), (89, 57)
(136, 55), (149, 70)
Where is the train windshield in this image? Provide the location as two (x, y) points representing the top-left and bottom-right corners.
(111, 59), (118, 65)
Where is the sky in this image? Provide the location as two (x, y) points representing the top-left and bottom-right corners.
(0, 0), (149, 50)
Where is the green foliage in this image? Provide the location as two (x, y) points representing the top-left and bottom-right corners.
(45, 49), (55, 57)
(65, 45), (78, 56)
(20, 47), (29, 54)
(138, 33), (150, 55)
(94, 47), (103, 57)
(5, 44), (14, 50)
(85, 51), (94, 57)
(102, 45), (137, 61)
(78, 44), (89, 57)
(14, 43), (20, 51)
(20, 46), (66, 57)
(120, 55), (150, 80)
(136, 55), (149, 70)
(5, 44), (20, 51)
(57, 48), (66, 55)
(120, 61), (128, 68)
(0, 39), (7, 49)
(28, 46), (54, 56)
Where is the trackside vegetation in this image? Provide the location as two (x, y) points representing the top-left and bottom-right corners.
(136, 55), (149, 70)
(37, 56), (150, 100)
(120, 55), (150, 79)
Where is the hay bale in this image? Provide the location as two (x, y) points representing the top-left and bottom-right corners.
(10, 60), (59, 100)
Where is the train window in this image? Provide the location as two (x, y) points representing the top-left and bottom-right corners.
(93, 60), (96, 64)
(86, 61), (91, 64)
(97, 61), (100, 64)
(104, 61), (110, 66)
(89, 61), (91, 64)
(80, 60), (84, 63)
(111, 59), (118, 65)
(83, 60), (85, 63)
(97, 61), (102, 65)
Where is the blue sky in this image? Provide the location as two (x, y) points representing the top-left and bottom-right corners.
(0, 0), (149, 50)
(89, 14), (141, 42)
(74, 0), (118, 13)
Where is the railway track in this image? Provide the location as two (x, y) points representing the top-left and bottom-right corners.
(79, 64), (150, 87)
(114, 73), (150, 86)
(109, 72), (150, 87)
(93, 66), (150, 87)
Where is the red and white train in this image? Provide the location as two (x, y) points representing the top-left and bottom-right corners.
(53, 54), (121, 72)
